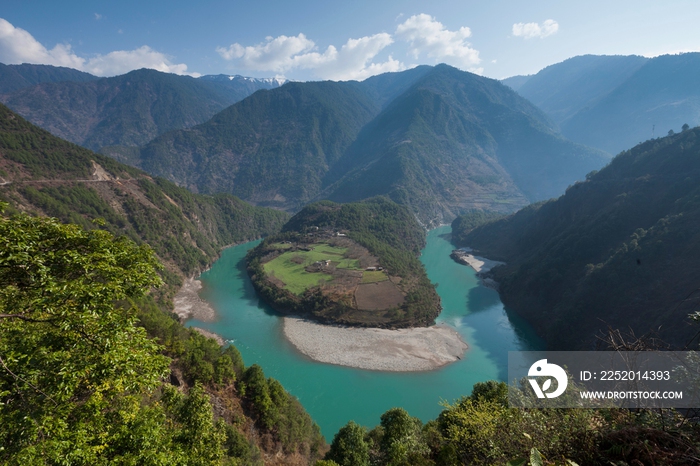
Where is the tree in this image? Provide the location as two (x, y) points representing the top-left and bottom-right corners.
(378, 408), (429, 466)
(326, 421), (370, 466)
(668, 129), (675, 136)
(244, 364), (277, 429)
(0, 208), (170, 461)
(682, 123), (690, 132)
(469, 380), (509, 406)
(162, 383), (226, 464)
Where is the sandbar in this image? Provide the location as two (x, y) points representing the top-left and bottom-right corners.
(173, 277), (216, 322)
(451, 248), (504, 273)
(283, 317), (468, 371)
(191, 327), (225, 346)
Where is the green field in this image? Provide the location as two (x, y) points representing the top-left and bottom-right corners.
(335, 258), (360, 269)
(262, 243), (361, 294)
(361, 270), (388, 283)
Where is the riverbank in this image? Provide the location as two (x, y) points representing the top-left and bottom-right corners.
(283, 317), (468, 371)
(173, 277), (217, 322)
(450, 248), (505, 273)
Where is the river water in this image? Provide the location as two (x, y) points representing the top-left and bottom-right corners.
(186, 225), (543, 440)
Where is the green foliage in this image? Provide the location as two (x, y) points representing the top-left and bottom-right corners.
(161, 384), (227, 464)
(0, 208), (324, 463)
(0, 210), (170, 461)
(338, 379), (700, 465)
(222, 423), (264, 465)
(327, 421), (370, 466)
(469, 380), (509, 406)
(283, 198), (426, 254)
(244, 365), (277, 429)
(0, 107), (324, 464)
(379, 408), (430, 466)
(241, 365), (325, 456)
(182, 332), (236, 386)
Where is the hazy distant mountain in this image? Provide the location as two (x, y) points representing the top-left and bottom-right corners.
(560, 53), (700, 154)
(501, 75), (532, 91)
(515, 55), (649, 126)
(0, 68), (284, 151)
(0, 63), (98, 94)
(510, 53), (700, 155)
(456, 128), (700, 349)
(123, 65), (608, 225)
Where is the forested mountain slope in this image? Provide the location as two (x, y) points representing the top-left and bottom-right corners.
(127, 65), (607, 225)
(0, 62), (98, 94)
(324, 65), (606, 223)
(135, 80), (382, 209)
(0, 103), (287, 285)
(455, 127), (700, 349)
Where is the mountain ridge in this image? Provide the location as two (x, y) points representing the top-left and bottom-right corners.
(124, 64), (608, 225)
(0, 62), (99, 94)
(510, 53), (700, 155)
(0, 66), (285, 151)
(455, 127), (700, 349)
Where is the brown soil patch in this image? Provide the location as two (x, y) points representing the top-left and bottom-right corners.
(355, 280), (405, 311)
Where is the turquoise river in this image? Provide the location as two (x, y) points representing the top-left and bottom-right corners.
(186, 225), (544, 440)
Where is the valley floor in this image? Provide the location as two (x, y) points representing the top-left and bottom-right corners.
(282, 317), (468, 371)
(172, 269), (468, 371)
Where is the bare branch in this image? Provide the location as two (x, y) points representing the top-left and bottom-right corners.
(0, 354), (58, 406)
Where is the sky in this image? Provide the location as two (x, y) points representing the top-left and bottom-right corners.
(1, 0), (699, 81)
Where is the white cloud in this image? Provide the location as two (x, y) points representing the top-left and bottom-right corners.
(0, 17), (84, 69)
(395, 14), (481, 71)
(314, 34), (403, 81)
(217, 32), (403, 81)
(512, 19), (559, 39)
(94, 13), (103, 21)
(216, 33), (317, 72)
(84, 46), (197, 77)
(0, 17), (197, 77)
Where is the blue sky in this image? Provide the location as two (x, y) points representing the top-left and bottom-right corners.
(1, 0), (699, 80)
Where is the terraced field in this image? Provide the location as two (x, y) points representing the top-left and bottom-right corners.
(261, 239), (396, 306)
(263, 243), (355, 294)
